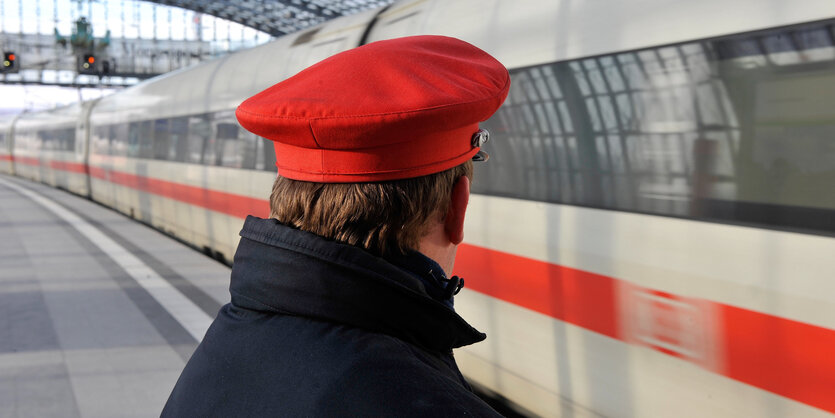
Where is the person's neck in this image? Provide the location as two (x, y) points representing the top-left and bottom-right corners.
(417, 222), (457, 276)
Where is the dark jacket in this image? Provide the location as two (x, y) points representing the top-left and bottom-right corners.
(162, 216), (501, 417)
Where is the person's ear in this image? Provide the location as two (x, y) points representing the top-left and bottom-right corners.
(444, 176), (470, 245)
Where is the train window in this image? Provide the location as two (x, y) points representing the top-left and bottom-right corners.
(113, 123), (128, 156)
(216, 121), (241, 168)
(127, 122), (140, 157)
(36, 128), (74, 152)
(240, 130), (258, 170)
(137, 121), (154, 159)
(153, 119), (171, 160)
(0, 133), (5, 149)
(188, 114), (210, 164)
(40, 130), (52, 150)
(170, 117), (189, 162)
(38, 130), (52, 150)
(101, 125), (113, 156)
(53, 130), (61, 150)
(203, 136), (218, 166)
(254, 137), (265, 171)
(202, 125), (220, 166)
(66, 128), (75, 152)
(75, 127), (84, 155)
(476, 20), (835, 234)
(261, 137), (277, 172)
(92, 125), (109, 155)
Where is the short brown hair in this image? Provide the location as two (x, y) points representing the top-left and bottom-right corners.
(270, 161), (473, 256)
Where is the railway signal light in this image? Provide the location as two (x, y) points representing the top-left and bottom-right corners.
(79, 53), (97, 74)
(2, 51), (18, 73)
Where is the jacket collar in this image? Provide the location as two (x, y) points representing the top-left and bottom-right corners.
(229, 216), (486, 352)
(384, 250), (459, 311)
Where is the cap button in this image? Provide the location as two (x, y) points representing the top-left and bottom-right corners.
(471, 129), (489, 148)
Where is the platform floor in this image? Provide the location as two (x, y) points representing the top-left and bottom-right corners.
(0, 174), (232, 418)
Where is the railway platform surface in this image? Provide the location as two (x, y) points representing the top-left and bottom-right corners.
(0, 173), (230, 418)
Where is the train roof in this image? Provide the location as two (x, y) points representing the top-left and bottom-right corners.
(47, 0), (835, 126)
(89, 8), (377, 124)
(365, 0), (835, 70)
(15, 102), (88, 131)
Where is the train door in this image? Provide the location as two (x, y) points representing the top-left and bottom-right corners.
(76, 99), (100, 197)
(0, 114), (20, 175)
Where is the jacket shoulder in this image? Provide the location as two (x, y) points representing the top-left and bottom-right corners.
(163, 306), (500, 417)
(310, 339), (501, 417)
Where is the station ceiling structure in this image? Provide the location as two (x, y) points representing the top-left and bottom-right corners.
(148, 0), (396, 37)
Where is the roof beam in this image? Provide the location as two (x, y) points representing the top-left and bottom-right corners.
(145, 0), (392, 37)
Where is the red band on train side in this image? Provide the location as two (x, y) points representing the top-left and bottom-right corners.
(454, 243), (619, 339)
(455, 243), (835, 414)
(0, 154), (12, 162)
(11, 156), (88, 174)
(13, 156), (39, 166)
(87, 165), (269, 219)
(25, 158), (835, 414)
(49, 160), (88, 174)
(721, 304), (835, 414)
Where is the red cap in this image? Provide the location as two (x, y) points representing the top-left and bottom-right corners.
(236, 35), (510, 182)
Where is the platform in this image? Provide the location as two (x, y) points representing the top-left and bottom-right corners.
(0, 174), (231, 418)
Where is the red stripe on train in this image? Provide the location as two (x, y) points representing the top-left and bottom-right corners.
(9, 156), (88, 173)
(0, 154), (12, 162)
(13, 156), (38, 165)
(26, 159), (835, 414)
(454, 244), (619, 339)
(722, 304), (835, 414)
(88, 165), (269, 218)
(49, 160), (87, 173)
(455, 244), (835, 414)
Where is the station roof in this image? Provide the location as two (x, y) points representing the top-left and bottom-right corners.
(148, 0), (395, 37)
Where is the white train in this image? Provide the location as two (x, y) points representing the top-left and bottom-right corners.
(2, 0), (835, 416)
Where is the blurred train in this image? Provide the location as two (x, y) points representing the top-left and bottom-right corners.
(2, 0), (835, 416)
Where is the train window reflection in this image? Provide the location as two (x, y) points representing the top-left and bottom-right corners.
(114, 123), (128, 156)
(187, 115), (210, 164)
(137, 121), (153, 159)
(240, 130), (258, 170)
(127, 122), (139, 157)
(105, 113), (262, 168)
(261, 137), (277, 172)
(36, 128), (75, 152)
(217, 122), (241, 168)
(170, 117), (189, 162)
(153, 119), (171, 160)
(476, 20), (835, 234)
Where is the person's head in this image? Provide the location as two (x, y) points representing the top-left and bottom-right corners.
(269, 160), (472, 256)
(237, 35), (509, 272)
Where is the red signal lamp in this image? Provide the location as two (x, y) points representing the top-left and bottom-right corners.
(2, 51), (17, 72)
(79, 53), (97, 74)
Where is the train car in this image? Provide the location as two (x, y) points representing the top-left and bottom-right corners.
(11, 101), (96, 195)
(0, 113), (17, 174)
(7, 0), (835, 416)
